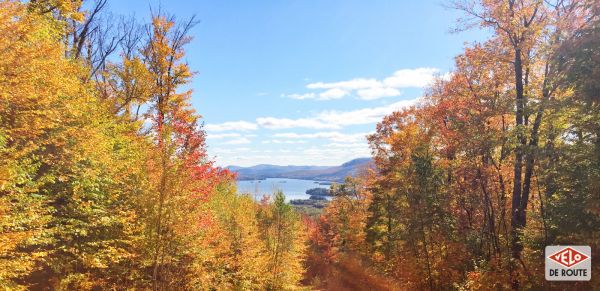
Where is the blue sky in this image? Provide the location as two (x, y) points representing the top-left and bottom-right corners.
(108, 0), (486, 166)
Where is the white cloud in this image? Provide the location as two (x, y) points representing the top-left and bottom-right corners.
(223, 137), (252, 145)
(255, 98), (418, 130)
(281, 89), (347, 101)
(302, 146), (371, 158)
(207, 133), (242, 139)
(382, 67), (439, 88)
(206, 98), (419, 133)
(208, 133), (258, 147)
(211, 147), (251, 155)
(317, 99), (417, 126)
(356, 87), (401, 100)
(256, 117), (339, 130)
(263, 139), (308, 144)
(274, 131), (369, 143)
(326, 142), (370, 148)
(283, 68), (440, 101)
(205, 121), (258, 132)
(283, 93), (316, 100)
(319, 88), (348, 100)
(307, 78), (382, 90)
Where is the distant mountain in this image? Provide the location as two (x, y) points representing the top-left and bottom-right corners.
(227, 158), (373, 182)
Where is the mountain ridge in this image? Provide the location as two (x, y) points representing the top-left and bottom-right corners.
(226, 158), (372, 182)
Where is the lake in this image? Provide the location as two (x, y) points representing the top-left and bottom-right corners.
(236, 178), (332, 201)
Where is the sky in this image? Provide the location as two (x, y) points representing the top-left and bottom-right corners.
(108, 0), (487, 167)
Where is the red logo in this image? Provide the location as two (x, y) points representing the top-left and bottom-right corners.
(548, 247), (589, 268)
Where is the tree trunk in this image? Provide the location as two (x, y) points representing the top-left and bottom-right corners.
(510, 46), (526, 290)
(511, 46), (525, 255)
(153, 103), (167, 291)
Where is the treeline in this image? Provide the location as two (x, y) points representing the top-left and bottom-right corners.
(306, 188), (331, 196)
(311, 0), (599, 290)
(0, 1), (305, 289)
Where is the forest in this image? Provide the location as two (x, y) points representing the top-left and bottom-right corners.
(0, 0), (598, 290)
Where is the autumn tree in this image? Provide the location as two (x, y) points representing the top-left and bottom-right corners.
(0, 1), (150, 288)
(1, 2), (231, 289)
(123, 12), (233, 289)
(448, 0), (600, 287)
(312, 1), (599, 289)
(193, 184), (269, 289)
(367, 109), (459, 289)
(321, 177), (369, 257)
(258, 191), (307, 290)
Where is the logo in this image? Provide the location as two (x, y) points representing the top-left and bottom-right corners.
(545, 246), (591, 281)
(548, 247), (589, 268)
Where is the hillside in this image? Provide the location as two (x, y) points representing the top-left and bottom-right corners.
(227, 158), (372, 182)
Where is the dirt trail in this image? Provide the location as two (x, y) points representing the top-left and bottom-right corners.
(303, 249), (401, 291)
